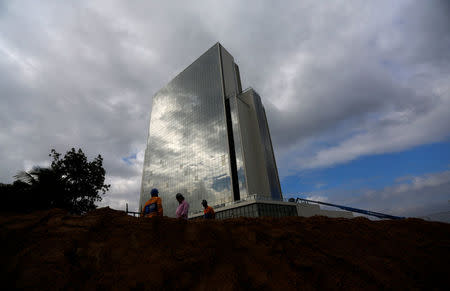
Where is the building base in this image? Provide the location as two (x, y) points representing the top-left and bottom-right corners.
(189, 196), (353, 220)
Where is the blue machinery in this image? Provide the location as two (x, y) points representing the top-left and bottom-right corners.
(295, 198), (405, 220)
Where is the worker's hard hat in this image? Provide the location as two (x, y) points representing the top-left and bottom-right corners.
(150, 188), (159, 195)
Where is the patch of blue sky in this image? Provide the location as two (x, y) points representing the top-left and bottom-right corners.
(121, 153), (137, 165)
(281, 139), (450, 199)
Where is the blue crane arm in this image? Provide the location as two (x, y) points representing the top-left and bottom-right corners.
(295, 198), (405, 220)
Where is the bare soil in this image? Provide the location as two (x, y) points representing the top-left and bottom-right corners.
(1, 207), (449, 290)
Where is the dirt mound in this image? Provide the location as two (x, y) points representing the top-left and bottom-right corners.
(1, 207), (449, 290)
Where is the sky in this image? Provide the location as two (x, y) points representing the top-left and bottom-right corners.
(1, 0), (449, 218)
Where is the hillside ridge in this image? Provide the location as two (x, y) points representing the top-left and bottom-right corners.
(1, 207), (449, 290)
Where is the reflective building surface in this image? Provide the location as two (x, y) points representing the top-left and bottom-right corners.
(140, 43), (282, 217)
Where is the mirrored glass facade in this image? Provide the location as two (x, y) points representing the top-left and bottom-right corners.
(236, 88), (283, 200)
(220, 47), (248, 200)
(252, 92), (283, 200)
(140, 43), (282, 217)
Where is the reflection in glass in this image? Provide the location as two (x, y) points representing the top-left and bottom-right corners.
(253, 92), (282, 200)
(140, 43), (282, 217)
(140, 44), (233, 216)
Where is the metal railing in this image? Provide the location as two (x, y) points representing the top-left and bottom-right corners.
(125, 203), (141, 217)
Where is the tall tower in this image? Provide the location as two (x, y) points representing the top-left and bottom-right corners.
(140, 43), (282, 217)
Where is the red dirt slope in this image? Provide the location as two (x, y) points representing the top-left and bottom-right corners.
(1, 207), (449, 290)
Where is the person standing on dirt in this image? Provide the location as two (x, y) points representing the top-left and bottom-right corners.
(175, 193), (189, 220)
(142, 188), (163, 218)
(202, 200), (215, 219)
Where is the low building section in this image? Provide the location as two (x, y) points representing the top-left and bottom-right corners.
(189, 195), (353, 219)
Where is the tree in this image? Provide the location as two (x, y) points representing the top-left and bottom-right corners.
(10, 148), (110, 214)
(13, 166), (66, 211)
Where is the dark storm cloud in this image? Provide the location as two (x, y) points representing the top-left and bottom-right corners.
(1, 0), (449, 210)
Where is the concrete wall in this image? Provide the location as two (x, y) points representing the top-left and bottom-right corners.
(296, 204), (322, 217)
(296, 203), (354, 218)
(319, 209), (354, 218)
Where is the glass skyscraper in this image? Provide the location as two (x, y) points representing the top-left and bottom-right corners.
(139, 43), (282, 217)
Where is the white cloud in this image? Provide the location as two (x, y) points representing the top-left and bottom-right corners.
(348, 170), (450, 217)
(305, 195), (329, 203)
(295, 76), (450, 170)
(99, 175), (141, 211)
(23, 160), (51, 172)
(296, 170), (450, 218)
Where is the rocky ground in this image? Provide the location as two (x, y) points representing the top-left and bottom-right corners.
(1, 207), (449, 290)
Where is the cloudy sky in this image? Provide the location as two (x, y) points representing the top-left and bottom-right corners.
(1, 0), (449, 218)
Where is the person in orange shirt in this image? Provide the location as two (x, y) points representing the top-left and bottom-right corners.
(142, 188), (163, 217)
(202, 200), (215, 219)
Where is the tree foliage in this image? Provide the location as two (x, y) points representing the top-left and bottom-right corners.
(1, 148), (110, 214)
